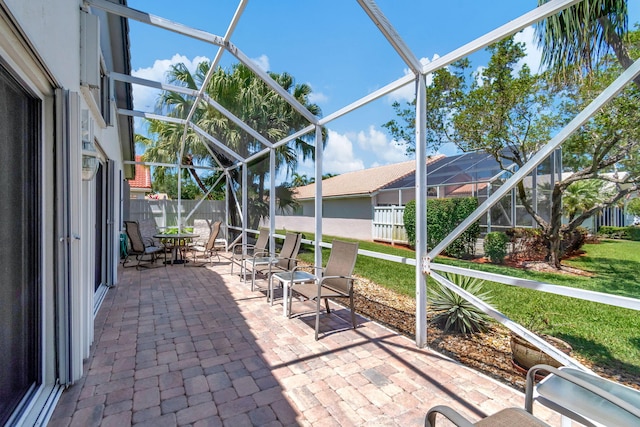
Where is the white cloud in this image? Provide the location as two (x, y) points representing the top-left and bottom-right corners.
(323, 130), (365, 174)
(388, 55), (438, 103)
(131, 54), (211, 112)
(287, 126), (411, 180)
(308, 91), (328, 105)
(514, 26), (543, 74)
(355, 125), (409, 164)
(251, 54), (270, 72)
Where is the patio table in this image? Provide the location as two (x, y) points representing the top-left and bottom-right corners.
(270, 270), (316, 317)
(154, 233), (199, 265)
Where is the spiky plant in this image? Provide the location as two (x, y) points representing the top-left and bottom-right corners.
(429, 272), (494, 334)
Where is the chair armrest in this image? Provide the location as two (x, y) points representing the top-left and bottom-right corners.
(252, 250), (271, 259)
(318, 275), (356, 288)
(525, 364), (640, 420)
(425, 405), (475, 427)
(230, 242), (257, 254)
(291, 265), (323, 274)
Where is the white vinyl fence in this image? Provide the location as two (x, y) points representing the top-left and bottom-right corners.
(129, 199), (226, 235)
(372, 206), (408, 245)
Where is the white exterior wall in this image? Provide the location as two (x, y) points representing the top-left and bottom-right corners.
(300, 196), (373, 220)
(270, 216), (373, 241)
(0, 1), (128, 424)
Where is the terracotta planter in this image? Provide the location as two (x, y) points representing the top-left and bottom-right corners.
(510, 333), (572, 373)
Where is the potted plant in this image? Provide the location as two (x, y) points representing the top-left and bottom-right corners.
(510, 312), (572, 375)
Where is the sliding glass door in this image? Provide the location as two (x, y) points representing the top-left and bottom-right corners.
(0, 63), (41, 425)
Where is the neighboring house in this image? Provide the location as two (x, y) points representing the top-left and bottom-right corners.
(129, 155), (152, 199)
(0, 1), (134, 424)
(293, 158), (443, 218)
(274, 156), (444, 240)
(279, 150), (564, 241)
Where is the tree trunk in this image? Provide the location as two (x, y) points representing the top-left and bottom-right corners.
(599, 16), (640, 89)
(546, 183), (566, 269)
(548, 233), (563, 269)
(183, 155), (211, 199)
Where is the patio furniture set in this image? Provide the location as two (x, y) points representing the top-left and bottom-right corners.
(123, 221), (640, 425)
(123, 219), (225, 268)
(231, 229), (360, 341)
(123, 222), (360, 341)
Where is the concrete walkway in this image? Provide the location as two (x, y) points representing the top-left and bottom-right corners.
(48, 257), (559, 426)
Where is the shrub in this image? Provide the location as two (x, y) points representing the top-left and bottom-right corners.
(429, 272), (493, 334)
(505, 226), (588, 261)
(506, 228), (546, 261)
(598, 226), (627, 239)
(403, 200), (416, 246)
(561, 226), (588, 256)
(598, 226), (640, 240)
(627, 227), (640, 241)
(484, 232), (509, 263)
(403, 197), (480, 258)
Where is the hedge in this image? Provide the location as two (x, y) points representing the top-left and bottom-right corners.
(403, 197), (480, 258)
(599, 226), (640, 241)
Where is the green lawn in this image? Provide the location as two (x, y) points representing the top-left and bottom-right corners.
(294, 233), (640, 376)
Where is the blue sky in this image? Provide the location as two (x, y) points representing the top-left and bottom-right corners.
(127, 0), (640, 181)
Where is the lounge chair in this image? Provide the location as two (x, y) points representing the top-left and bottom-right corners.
(229, 228), (269, 278)
(185, 220), (224, 266)
(123, 220), (166, 269)
(287, 240), (358, 340)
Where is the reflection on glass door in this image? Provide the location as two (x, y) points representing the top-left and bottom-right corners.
(95, 163), (104, 292)
(0, 63), (41, 425)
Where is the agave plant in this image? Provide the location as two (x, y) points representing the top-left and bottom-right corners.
(428, 272), (494, 334)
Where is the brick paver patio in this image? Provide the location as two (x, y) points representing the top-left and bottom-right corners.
(48, 256), (559, 426)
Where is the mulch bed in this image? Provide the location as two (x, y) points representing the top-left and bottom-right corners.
(346, 275), (639, 393)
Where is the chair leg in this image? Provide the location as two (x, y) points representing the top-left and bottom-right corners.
(350, 295), (357, 329)
(324, 298), (331, 314)
(122, 254), (135, 268)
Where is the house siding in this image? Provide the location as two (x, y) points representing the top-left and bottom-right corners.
(301, 197), (373, 220)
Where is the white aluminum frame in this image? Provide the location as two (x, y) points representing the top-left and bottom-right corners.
(85, 0), (640, 365)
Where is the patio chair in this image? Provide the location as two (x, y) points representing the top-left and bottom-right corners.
(287, 240), (358, 340)
(425, 363), (640, 426)
(248, 231), (302, 293)
(229, 228), (269, 278)
(425, 405), (549, 426)
(185, 220), (224, 266)
(123, 220), (166, 269)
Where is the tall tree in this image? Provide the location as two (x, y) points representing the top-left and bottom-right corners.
(141, 62), (326, 228)
(536, 0), (638, 87)
(384, 34), (640, 268)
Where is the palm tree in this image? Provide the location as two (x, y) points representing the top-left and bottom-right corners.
(290, 173), (311, 187)
(562, 179), (606, 221)
(143, 61), (326, 228)
(536, 0), (638, 87)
